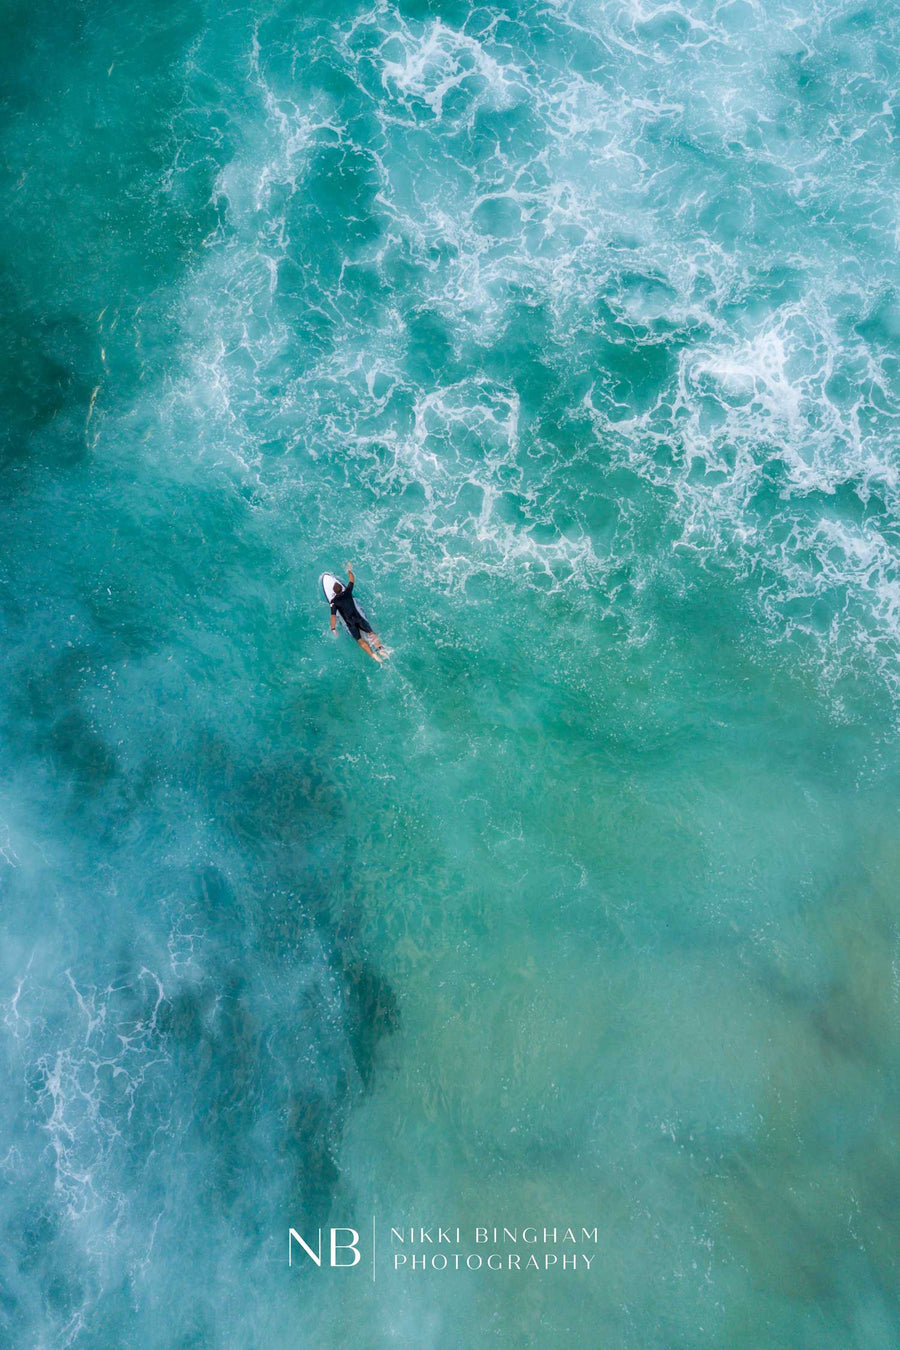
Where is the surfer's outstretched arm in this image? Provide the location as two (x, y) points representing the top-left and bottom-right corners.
(346, 561), (355, 584)
(330, 611), (337, 633)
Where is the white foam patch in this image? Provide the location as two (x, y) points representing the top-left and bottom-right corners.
(378, 19), (517, 122)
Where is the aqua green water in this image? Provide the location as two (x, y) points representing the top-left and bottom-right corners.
(2, 1), (900, 1345)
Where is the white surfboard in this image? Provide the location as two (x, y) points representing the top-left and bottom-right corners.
(320, 572), (369, 635)
(321, 572), (341, 605)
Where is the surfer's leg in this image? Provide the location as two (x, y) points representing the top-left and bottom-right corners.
(358, 638), (382, 663)
(359, 620), (387, 657)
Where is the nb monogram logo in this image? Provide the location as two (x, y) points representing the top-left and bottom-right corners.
(288, 1228), (361, 1268)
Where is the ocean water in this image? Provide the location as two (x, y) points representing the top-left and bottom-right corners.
(2, 0), (900, 1345)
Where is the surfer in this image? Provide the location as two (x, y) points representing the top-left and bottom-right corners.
(330, 564), (387, 663)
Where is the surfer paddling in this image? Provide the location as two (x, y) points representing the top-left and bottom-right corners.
(329, 563), (388, 663)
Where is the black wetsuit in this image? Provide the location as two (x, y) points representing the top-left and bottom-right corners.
(331, 581), (372, 641)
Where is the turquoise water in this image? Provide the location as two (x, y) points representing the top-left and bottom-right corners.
(2, 0), (900, 1344)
